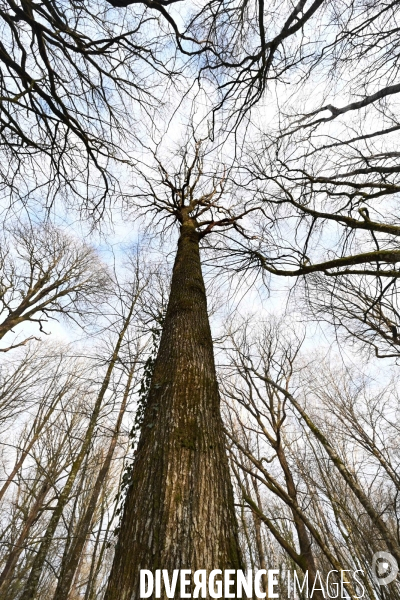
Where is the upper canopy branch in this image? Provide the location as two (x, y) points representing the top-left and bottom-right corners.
(294, 82), (400, 130)
(133, 138), (261, 242)
(247, 248), (400, 278)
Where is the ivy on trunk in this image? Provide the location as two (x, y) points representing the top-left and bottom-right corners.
(105, 220), (243, 600)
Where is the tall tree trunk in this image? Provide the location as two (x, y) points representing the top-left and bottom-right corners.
(84, 502), (106, 600)
(0, 399), (58, 503)
(0, 482), (50, 597)
(52, 366), (136, 600)
(19, 298), (137, 600)
(105, 221), (242, 600)
(248, 478), (268, 594)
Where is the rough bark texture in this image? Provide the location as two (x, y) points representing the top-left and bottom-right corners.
(105, 222), (243, 600)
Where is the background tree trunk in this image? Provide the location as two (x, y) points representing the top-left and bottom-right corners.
(105, 221), (243, 600)
(0, 482), (50, 595)
(19, 294), (137, 600)
(52, 365), (136, 600)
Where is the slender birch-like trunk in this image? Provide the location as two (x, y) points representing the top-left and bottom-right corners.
(19, 297), (137, 600)
(51, 366), (136, 600)
(105, 221), (242, 600)
(0, 483), (50, 595)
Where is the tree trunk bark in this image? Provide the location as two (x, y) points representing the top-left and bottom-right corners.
(105, 221), (242, 600)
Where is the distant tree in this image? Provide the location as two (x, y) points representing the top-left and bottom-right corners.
(18, 261), (144, 600)
(221, 317), (400, 600)
(0, 347), (92, 600)
(0, 222), (108, 352)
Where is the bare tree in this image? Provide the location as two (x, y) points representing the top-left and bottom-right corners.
(221, 316), (400, 599)
(18, 256), (145, 600)
(103, 137), (265, 600)
(222, 325), (323, 595)
(0, 222), (109, 352)
(0, 346), (87, 503)
(5, 0), (395, 215)
(3, 2), (400, 598)
(0, 350), (92, 600)
(50, 256), (149, 600)
(218, 2), (400, 364)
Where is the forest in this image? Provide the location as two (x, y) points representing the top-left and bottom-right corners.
(0, 0), (399, 599)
